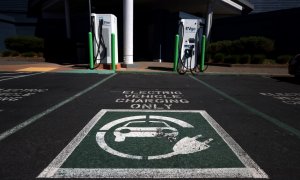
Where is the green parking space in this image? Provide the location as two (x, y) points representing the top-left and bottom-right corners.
(38, 109), (268, 179)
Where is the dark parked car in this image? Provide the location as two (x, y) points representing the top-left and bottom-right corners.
(288, 54), (300, 78)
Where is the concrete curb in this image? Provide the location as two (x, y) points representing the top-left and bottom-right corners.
(207, 63), (288, 68)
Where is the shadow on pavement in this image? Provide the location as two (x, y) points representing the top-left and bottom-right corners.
(70, 64), (90, 69)
(271, 76), (300, 85)
(147, 66), (173, 72)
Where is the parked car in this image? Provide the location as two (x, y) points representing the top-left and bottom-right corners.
(288, 54), (300, 78)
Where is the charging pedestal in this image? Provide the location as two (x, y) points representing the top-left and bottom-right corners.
(91, 13), (118, 65)
(177, 18), (205, 75)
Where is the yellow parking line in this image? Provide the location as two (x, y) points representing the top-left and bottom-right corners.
(17, 67), (58, 72)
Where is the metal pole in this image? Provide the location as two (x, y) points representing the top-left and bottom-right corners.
(64, 0), (71, 39)
(88, 0), (92, 31)
(159, 44), (162, 63)
(111, 33), (116, 72)
(200, 35), (206, 72)
(123, 0), (134, 65)
(89, 32), (94, 69)
(173, 34), (179, 71)
(205, 0), (214, 40)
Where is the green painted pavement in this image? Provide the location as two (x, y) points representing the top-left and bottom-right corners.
(62, 111), (243, 168)
(38, 110), (268, 178)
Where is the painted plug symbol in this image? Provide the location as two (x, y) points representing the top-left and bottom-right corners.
(172, 134), (213, 155)
(147, 134), (213, 160)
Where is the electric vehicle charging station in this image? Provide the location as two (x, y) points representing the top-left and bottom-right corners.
(91, 13), (118, 66)
(177, 18), (205, 75)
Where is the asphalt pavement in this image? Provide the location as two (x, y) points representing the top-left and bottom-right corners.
(0, 71), (299, 179)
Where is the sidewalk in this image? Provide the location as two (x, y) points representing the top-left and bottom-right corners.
(0, 57), (290, 76)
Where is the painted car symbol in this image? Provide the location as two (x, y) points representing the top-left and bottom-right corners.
(114, 120), (178, 142)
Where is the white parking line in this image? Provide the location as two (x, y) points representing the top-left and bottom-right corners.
(52, 168), (262, 178)
(0, 74), (116, 141)
(189, 75), (300, 139)
(0, 72), (27, 75)
(0, 76), (14, 79)
(0, 72), (44, 82)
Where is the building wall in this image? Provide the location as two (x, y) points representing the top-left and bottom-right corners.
(0, 0), (37, 51)
(0, 15), (17, 50)
(212, 7), (300, 55)
(0, 0), (27, 11)
(249, 0), (300, 13)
